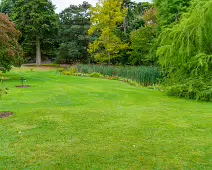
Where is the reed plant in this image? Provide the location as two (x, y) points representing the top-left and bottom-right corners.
(75, 64), (161, 86)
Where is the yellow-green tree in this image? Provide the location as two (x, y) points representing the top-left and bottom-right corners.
(88, 0), (129, 63)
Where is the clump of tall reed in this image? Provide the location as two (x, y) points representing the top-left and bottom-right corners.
(75, 64), (161, 86)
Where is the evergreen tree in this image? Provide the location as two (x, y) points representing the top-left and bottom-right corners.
(57, 2), (91, 64)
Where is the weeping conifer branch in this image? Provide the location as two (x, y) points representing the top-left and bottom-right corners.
(156, 0), (212, 101)
(157, 0), (212, 78)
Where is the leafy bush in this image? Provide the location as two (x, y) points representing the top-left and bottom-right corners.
(60, 67), (77, 75)
(58, 68), (65, 74)
(167, 79), (212, 102)
(62, 71), (72, 75)
(89, 72), (103, 78)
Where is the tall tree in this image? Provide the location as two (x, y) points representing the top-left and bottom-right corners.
(57, 1), (91, 64)
(114, 1), (153, 65)
(1, 0), (59, 65)
(0, 13), (23, 72)
(130, 6), (158, 65)
(88, 0), (129, 63)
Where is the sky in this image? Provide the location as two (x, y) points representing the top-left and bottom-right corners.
(51, 0), (152, 13)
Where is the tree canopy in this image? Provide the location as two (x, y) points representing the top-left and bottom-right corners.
(88, 0), (129, 63)
(154, 0), (192, 27)
(0, 13), (23, 72)
(0, 0), (59, 65)
(57, 2), (91, 64)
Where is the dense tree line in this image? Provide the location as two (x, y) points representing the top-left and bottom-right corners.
(0, 0), (154, 66)
(0, 0), (211, 101)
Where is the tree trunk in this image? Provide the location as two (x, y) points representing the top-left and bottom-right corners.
(87, 55), (91, 64)
(108, 51), (111, 64)
(36, 36), (41, 66)
(123, 17), (127, 34)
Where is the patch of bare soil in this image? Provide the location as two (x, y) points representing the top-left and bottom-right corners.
(22, 65), (60, 71)
(0, 112), (14, 119)
(16, 85), (30, 88)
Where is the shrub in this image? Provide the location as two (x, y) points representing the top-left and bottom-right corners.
(62, 71), (72, 75)
(89, 72), (103, 78)
(58, 68), (65, 74)
(166, 79), (212, 101)
(60, 66), (77, 76)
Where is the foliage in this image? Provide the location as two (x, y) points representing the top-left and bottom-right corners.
(0, 0), (13, 14)
(75, 64), (161, 86)
(0, 0), (59, 65)
(57, 2), (91, 64)
(0, 13), (23, 72)
(89, 72), (103, 78)
(130, 7), (158, 66)
(60, 67), (77, 75)
(113, 1), (153, 65)
(154, 0), (192, 27)
(0, 76), (9, 99)
(167, 78), (212, 102)
(157, 0), (212, 101)
(88, 0), (129, 63)
(130, 26), (157, 65)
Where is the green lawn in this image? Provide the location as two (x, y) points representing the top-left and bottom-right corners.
(0, 67), (211, 169)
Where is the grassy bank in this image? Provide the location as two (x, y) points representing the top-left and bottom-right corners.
(0, 67), (211, 169)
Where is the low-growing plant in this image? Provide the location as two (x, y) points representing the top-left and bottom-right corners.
(74, 73), (83, 76)
(89, 72), (103, 78)
(166, 79), (212, 102)
(68, 67), (77, 75)
(107, 76), (118, 80)
(62, 71), (72, 75)
(58, 68), (65, 74)
(60, 67), (78, 76)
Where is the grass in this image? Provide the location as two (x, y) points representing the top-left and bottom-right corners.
(0, 67), (211, 169)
